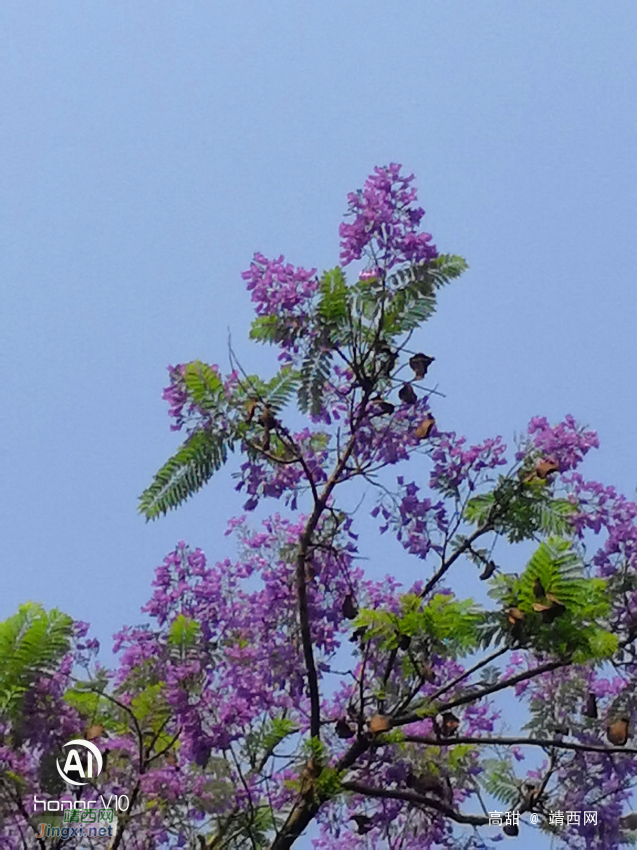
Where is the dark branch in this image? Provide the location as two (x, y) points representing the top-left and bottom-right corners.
(341, 781), (489, 826)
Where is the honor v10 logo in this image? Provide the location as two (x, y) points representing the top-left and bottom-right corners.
(56, 739), (103, 786)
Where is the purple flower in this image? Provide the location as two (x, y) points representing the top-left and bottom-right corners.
(339, 164), (437, 271)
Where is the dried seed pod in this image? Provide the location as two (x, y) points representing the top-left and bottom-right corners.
(440, 711), (460, 738)
(245, 398), (257, 423)
(407, 771), (447, 798)
(502, 822), (519, 837)
(398, 383), (418, 405)
(540, 600), (566, 624)
(335, 718), (355, 739)
(583, 692), (598, 719)
(620, 813), (637, 830)
(85, 724), (104, 741)
(351, 814), (374, 834)
(415, 414), (436, 440)
(536, 458), (560, 479)
(342, 593), (359, 620)
(349, 626), (367, 643)
(398, 633), (411, 651)
(408, 353), (435, 380)
(368, 714), (391, 734)
(607, 717), (630, 746)
(479, 560), (497, 580)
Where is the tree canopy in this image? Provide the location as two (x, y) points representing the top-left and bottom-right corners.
(2, 164), (637, 849)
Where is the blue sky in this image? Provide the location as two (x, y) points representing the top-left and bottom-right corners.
(1, 2), (636, 845)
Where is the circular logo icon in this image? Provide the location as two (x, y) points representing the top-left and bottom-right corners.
(56, 739), (103, 786)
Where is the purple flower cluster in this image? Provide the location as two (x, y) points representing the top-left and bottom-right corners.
(384, 478), (448, 559)
(236, 428), (330, 511)
(241, 252), (319, 317)
(518, 415), (599, 472)
(339, 163), (438, 270)
(430, 433), (508, 495)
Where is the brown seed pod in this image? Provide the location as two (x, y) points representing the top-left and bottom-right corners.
(479, 560), (497, 580)
(408, 353), (435, 380)
(351, 814), (374, 834)
(85, 724), (104, 741)
(415, 414), (436, 440)
(439, 711), (460, 738)
(398, 383), (418, 405)
(377, 400), (395, 415)
(398, 633), (411, 651)
(583, 692), (598, 719)
(335, 718), (355, 739)
(536, 458), (560, 479)
(607, 717), (630, 746)
(342, 593), (359, 620)
(368, 714), (391, 734)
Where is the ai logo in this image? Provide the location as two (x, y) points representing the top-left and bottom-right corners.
(56, 739), (103, 786)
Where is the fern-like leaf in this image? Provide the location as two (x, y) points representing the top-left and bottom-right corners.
(384, 255), (468, 336)
(139, 429), (230, 519)
(263, 368), (301, 414)
(182, 360), (223, 408)
(298, 345), (332, 417)
(0, 603), (74, 715)
(318, 267), (350, 342)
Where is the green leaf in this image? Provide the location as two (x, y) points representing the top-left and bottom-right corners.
(0, 603), (74, 716)
(480, 757), (520, 806)
(383, 255), (468, 336)
(168, 614), (200, 649)
(261, 717), (298, 754)
(139, 428), (230, 519)
(131, 683), (165, 723)
(517, 538), (584, 613)
(182, 360), (223, 408)
(317, 267), (350, 340)
(581, 628), (618, 661)
(249, 315), (303, 346)
(298, 345), (332, 417)
(464, 492), (495, 526)
(263, 367), (301, 413)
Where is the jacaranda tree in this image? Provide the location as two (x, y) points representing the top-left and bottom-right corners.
(3, 165), (637, 849)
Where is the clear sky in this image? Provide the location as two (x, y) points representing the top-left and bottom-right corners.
(1, 3), (636, 846)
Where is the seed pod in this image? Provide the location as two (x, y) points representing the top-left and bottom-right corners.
(407, 771), (446, 798)
(335, 718), (355, 739)
(415, 414), (436, 440)
(245, 398), (257, 424)
(368, 714), (391, 734)
(398, 633), (411, 651)
(342, 593), (359, 620)
(583, 692), (598, 719)
(408, 353), (435, 380)
(351, 814), (374, 834)
(607, 717), (630, 746)
(540, 600), (566, 623)
(536, 458), (560, 479)
(479, 560), (497, 580)
(440, 711), (460, 738)
(85, 724), (104, 741)
(503, 822), (519, 837)
(620, 813), (637, 830)
(398, 383), (418, 405)
(378, 400), (395, 415)
(349, 626), (367, 643)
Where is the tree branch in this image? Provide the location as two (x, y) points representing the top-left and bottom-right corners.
(400, 734), (637, 756)
(340, 781), (489, 826)
(394, 658), (568, 728)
